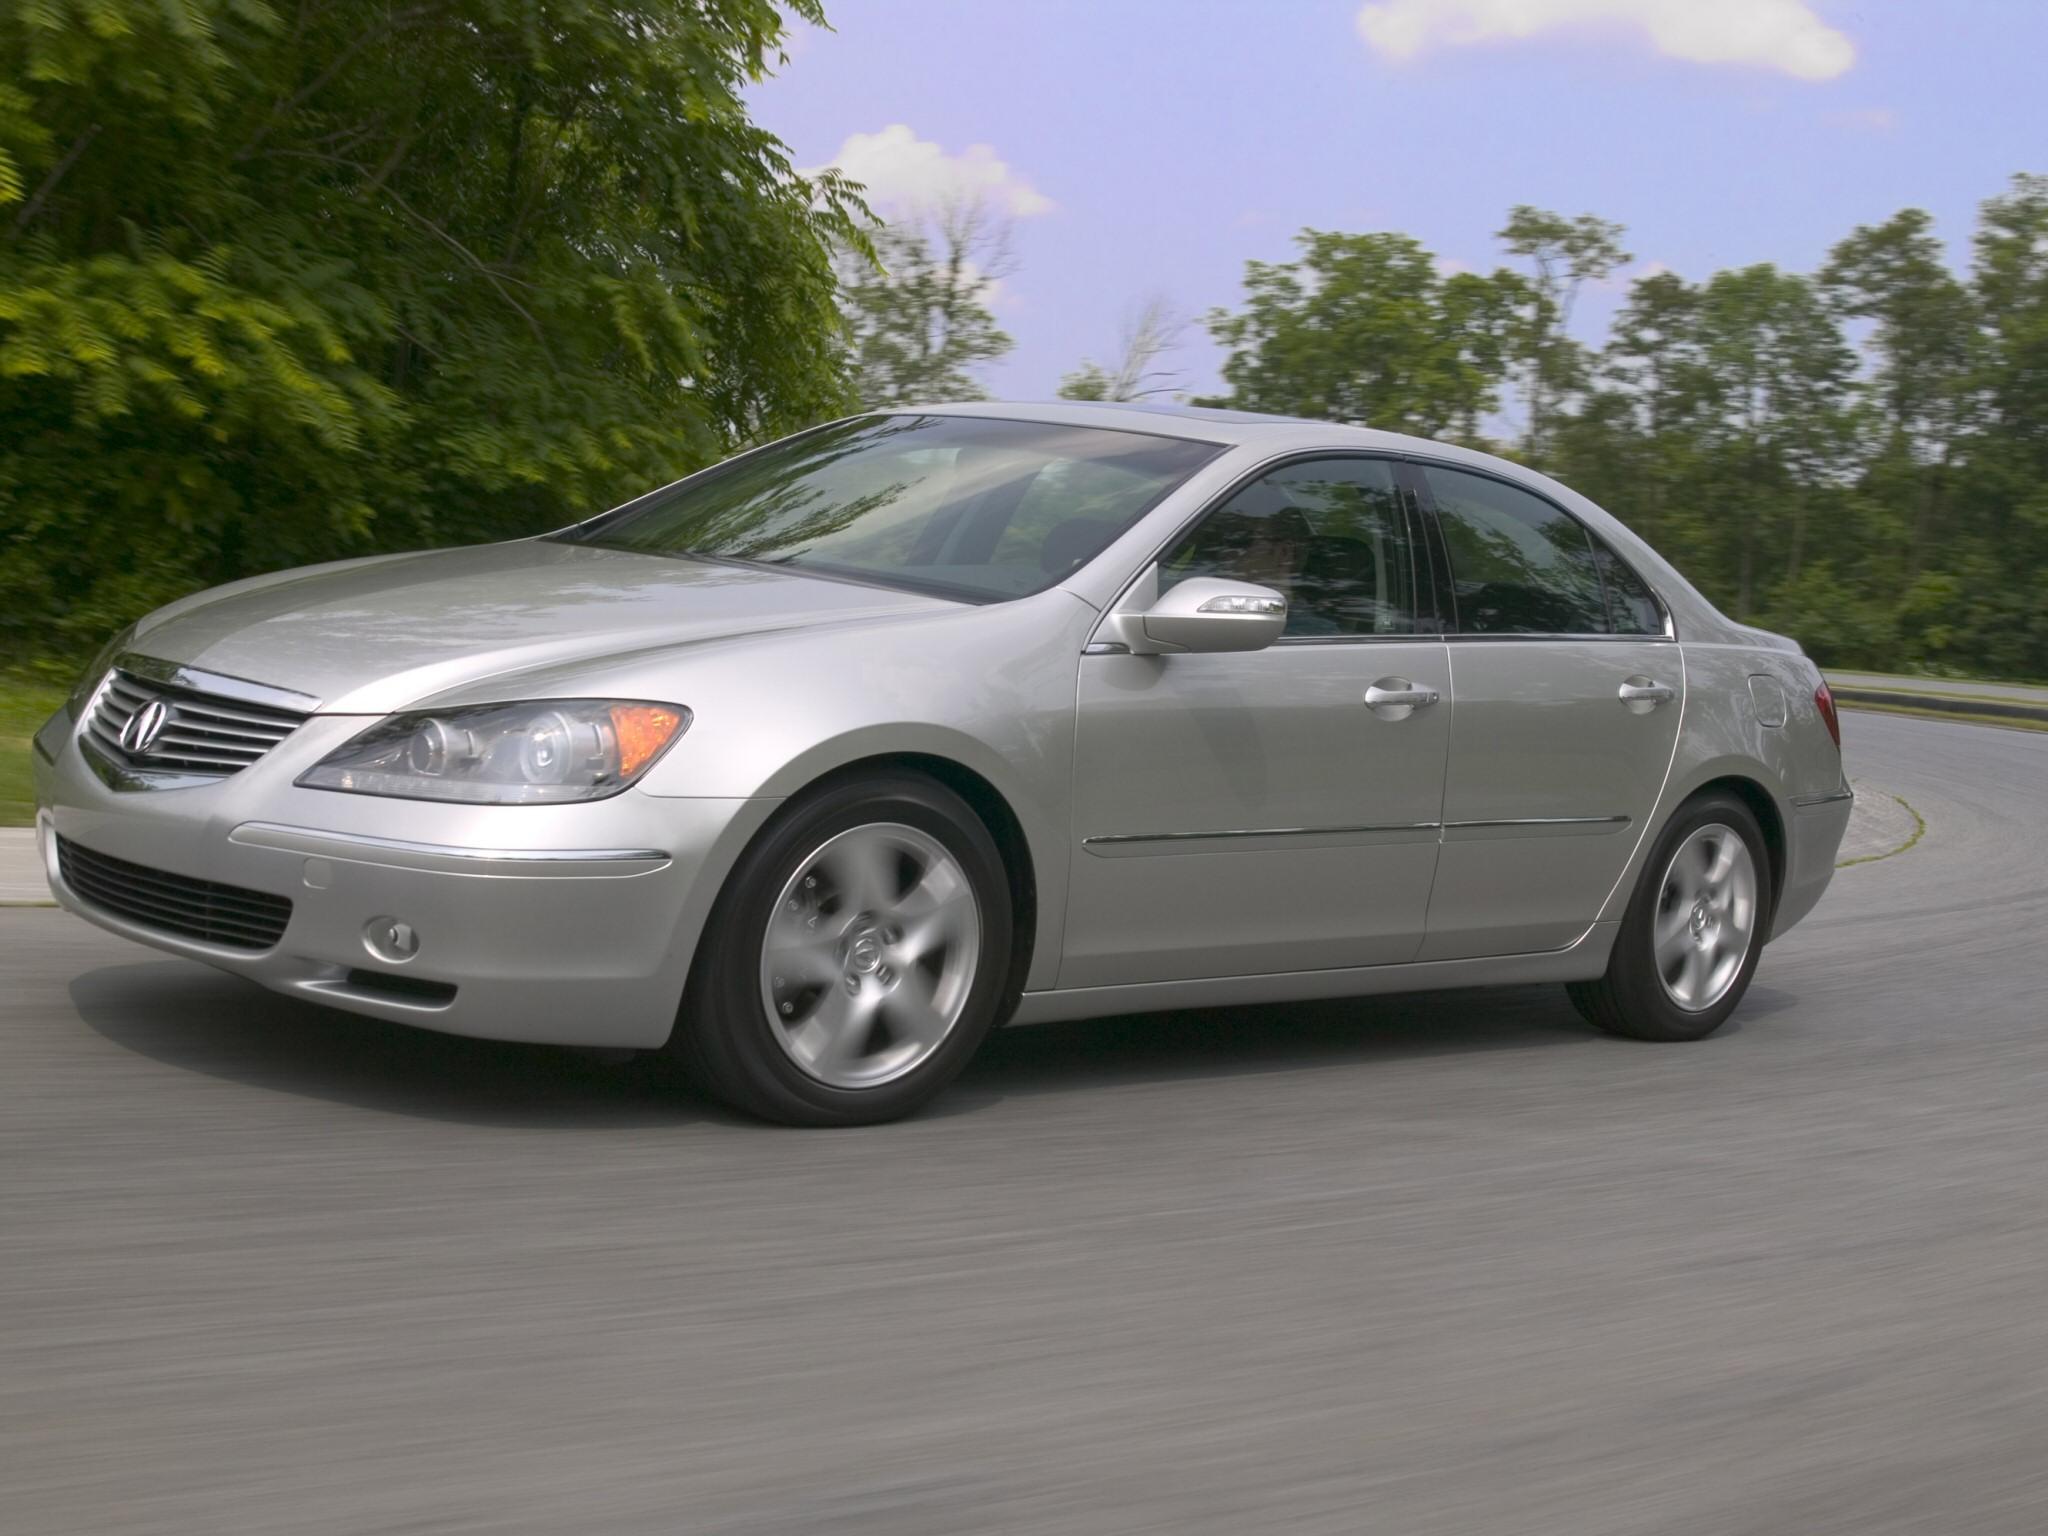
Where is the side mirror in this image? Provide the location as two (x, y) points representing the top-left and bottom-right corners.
(1134, 576), (1288, 654)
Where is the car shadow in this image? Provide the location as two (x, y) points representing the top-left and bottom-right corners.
(941, 983), (1608, 1113)
(70, 957), (1778, 1129)
(67, 960), (750, 1131)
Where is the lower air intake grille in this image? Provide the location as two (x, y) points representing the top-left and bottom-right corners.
(57, 837), (292, 951)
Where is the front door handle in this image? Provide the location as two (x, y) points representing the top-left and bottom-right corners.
(1618, 677), (1676, 713)
(1365, 678), (1441, 720)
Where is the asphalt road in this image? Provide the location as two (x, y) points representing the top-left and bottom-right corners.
(6, 710), (2047, 1534)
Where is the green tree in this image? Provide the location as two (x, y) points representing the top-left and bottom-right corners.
(1497, 206), (1630, 466)
(1558, 264), (1863, 630)
(838, 203), (1015, 408)
(1552, 271), (1706, 557)
(1200, 228), (1523, 440)
(1821, 209), (1979, 587)
(1190, 195), (2048, 679)
(0, 0), (861, 660)
(1058, 294), (1188, 402)
(1952, 175), (2048, 675)
(1689, 265), (1860, 618)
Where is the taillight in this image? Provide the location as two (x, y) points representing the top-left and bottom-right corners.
(1814, 681), (1841, 749)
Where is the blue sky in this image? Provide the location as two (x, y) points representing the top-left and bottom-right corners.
(751, 1), (2048, 401)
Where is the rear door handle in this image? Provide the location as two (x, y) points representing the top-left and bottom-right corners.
(1618, 677), (1676, 713)
(1365, 679), (1441, 720)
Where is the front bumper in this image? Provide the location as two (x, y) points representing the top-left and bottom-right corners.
(33, 706), (768, 1048)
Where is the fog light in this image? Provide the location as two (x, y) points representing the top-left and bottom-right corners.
(364, 917), (420, 963)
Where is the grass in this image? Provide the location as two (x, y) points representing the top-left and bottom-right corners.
(1835, 793), (1927, 869)
(2, 674), (69, 827)
(1825, 666), (2048, 694)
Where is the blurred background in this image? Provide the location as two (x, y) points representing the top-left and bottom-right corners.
(4, 0), (2046, 813)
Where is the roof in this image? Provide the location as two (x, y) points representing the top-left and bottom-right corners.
(903, 397), (1372, 446)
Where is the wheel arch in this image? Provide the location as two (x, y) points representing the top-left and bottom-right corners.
(793, 752), (1039, 1021)
(676, 747), (1045, 1031)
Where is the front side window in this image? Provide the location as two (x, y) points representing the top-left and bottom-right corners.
(1158, 457), (1420, 638)
(1426, 467), (1614, 635)
(563, 415), (1222, 603)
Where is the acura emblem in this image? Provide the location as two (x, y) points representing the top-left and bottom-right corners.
(119, 699), (170, 756)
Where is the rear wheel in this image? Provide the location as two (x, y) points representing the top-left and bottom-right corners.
(671, 772), (1011, 1126)
(1568, 791), (1771, 1043)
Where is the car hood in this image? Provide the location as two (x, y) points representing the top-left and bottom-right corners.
(130, 540), (957, 713)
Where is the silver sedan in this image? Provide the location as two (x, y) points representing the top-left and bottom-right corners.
(32, 403), (1853, 1124)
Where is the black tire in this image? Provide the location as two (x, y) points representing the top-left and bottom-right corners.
(1568, 790), (1774, 1043)
(669, 770), (1012, 1126)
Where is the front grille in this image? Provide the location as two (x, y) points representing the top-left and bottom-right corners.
(87, 668), (310, 777)
(57, 837), (293, 951)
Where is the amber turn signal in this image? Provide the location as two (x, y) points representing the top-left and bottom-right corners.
(610, 704), (687, 779)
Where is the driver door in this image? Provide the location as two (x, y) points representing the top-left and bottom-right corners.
(1060, 457), (1452, 989)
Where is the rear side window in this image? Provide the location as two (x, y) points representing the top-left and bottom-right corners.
(1426, 467), (1611, 636)
(1592, 543), (1666, 635)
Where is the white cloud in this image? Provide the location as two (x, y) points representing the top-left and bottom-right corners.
(812, 125), (1054, 219)
(1355, 0), (1855, 80)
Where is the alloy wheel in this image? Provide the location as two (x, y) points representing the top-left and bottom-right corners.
(1652, 822), (1759, 1013)
(758, 822), (982, 1089)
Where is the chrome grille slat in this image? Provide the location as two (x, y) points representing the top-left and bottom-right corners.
(86, 665), (310, 780)
(57, 837), (292, 951)
(149, 741), (275, 766)
(160, 719), (292, 745)
(162, 699), (304, 731)
(167, 742), (294, 762)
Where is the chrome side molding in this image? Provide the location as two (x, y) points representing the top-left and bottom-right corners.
(1085, 822), (1441, 847)
(1083, 814), (1631, 855)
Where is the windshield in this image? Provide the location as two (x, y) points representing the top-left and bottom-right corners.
(559, 414), (1223, 602)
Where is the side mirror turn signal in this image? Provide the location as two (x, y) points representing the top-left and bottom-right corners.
(1133, 577), (1289, 654)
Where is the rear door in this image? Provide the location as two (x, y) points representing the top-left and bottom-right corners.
(1415, 464), (1683, 961)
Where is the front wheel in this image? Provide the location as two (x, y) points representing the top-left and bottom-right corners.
(1568, 791), (1772, 1043)
(670, 772), (1012, 1126)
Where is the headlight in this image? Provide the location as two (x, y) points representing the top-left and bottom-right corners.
(69, 624), (136, 719)
(298, 699), (690, 804)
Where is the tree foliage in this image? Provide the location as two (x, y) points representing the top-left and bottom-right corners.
(1204, 185), (2048, 682)
(1496, 205), (1629, 462)
(1058, 294), (1188, 402)
(1197, 230), (1524, 440)
(0, 0), (863, 659)
(837, 203), (1014, 408)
